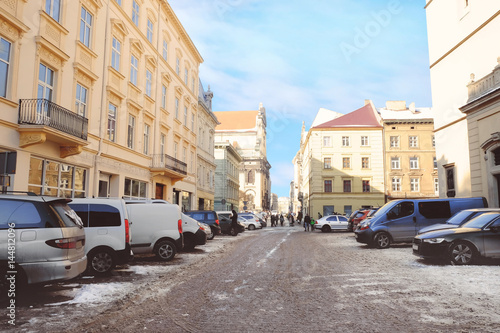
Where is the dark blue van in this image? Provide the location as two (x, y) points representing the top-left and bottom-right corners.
(354, 197), (488, 248)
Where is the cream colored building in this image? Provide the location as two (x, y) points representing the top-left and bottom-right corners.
(213, 104), (271, 212)
(425, 0), (500, 201)
(379, 101), (438, 201)
(294, 101), (385, 217)
(195, 81), (218, 210)
(278, 196), (290, 215)
(0, 1), (204, 204)
(214, 141), (242, 211)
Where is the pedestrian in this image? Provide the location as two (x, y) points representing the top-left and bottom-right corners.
(304, 214), (311, 231)
(310, 217), (315, 232)
(270, 214), (275, 227)
(290, 214), (295, 226)
(280, 214), (284, 227)
(297, 211), (303, 225)
(230, 209), (239, 236)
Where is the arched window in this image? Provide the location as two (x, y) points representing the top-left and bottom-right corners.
(247, 170), (255, 184)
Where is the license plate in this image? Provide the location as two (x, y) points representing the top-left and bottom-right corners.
(412, 243), (419, 251)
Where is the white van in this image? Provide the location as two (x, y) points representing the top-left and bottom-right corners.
(125, 200), (183, 261)
(69, 198), (132, 274)
(0, 195), (87, 289)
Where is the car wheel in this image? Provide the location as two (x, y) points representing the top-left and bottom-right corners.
(248, 224), (256, 230)
(155, 240), (176, 261)
(321, 225), (331, 233)
(88, 249), (115, 274)
(373, 232), (391, 249)
(207, 228), (215, 240)
(449, 241), (476, 265)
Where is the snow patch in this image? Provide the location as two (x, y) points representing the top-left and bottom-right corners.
(46, 282), (134, 306)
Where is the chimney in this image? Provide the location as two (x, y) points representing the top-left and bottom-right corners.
(364, 99), (371, 105)
(385, 100), (406, 111)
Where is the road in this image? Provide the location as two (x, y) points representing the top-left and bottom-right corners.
(2, 225), (500, 332)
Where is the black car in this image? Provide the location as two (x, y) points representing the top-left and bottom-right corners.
(413, 212), (500, 265)
(184, 211), (221, 240)
(217, 213), (246, 234)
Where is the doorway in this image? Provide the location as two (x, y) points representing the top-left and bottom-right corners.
(155, 183), (165, 200)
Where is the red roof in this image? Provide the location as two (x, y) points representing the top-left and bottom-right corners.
(213, 111), (259, 131)
(314, 103), (382, 128)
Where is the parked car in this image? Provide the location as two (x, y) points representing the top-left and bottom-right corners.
(347, 210), (370, 231)
(413, 212), (500, 265)
(355, 197), (488, 249)
(181, 213), (207, 251)
(418, 208), (500, 234)
(237, 216), (262, 230)
(69, 198), (132, 274)
(0, 194), (87, 289)
(125, 200), (183, 261)
(184, 210), (221, 240)
(198, 222), (213, 238)
(239, 213), (266, 228)
(314, 215), (349, 232)
(217, 211), (245, 234)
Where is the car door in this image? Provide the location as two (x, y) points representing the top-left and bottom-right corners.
(335, 216), (349, 230)
(385, 201), (416, 242)
(325, 216), (338, 228)
(483, 217), (500, 258)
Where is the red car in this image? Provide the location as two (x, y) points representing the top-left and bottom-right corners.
(348, 210), (370, 231)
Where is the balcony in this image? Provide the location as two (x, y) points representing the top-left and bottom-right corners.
(18, 99), (88, 158)
(150, 154), (187, 183)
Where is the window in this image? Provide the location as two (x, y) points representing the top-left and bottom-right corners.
(342, 157), (350, 169)
(184, 106), (188, 126)
(176, 57), (180, 75)
(175, 98), (179, 119)
(445, 165), (455, 197)
(418, 201), (451, 219)
(410, 157), (419, 169)
(132, 0), (139, 26)
(75, 83), (88, 117)
(162, 40), (168, 61)
(183, 147), (187, 163)
(184, 68), (188, 85)
(410, 178), (420, 192)
(127, 115), (135, 149)
(191, 113), (195, 130)
(130, 55), (138, 86)
(323, 136), (331, 147)
(146, 70), (152, 97)
(324, 180), (332, 193)
(343, 180), (351, 193)
(190, 152), (194, 173)
(362, 157), (370, 169)
(324, 157), (331, 169)
(160, 134), (165, 163)
(432, 135), (435, 148)
(434, 178), (439, 195)
(433, 157), (437, 169)
(342, 136), (350, 147)
(147, 19), (153, 43)
(494, 147), (500, 166)
(107, 103), (116, 142)
(362, 180), (370, 192)
(361, 136), (369, 146)
(344, 205), (352, 217)
(174, 141), (178, 159)
(391, 157), (400, 169)
(388, 201), (414, 219)
(45, 0), (61, 22)
(409, 136), (418, 148)
(115, 0), (122, 5)
(392, 177), (401, 192)
(80, 7), (93, 48)
(38, 63), (54, 101)
(143, 124), (150, 154)
(161, 85), (167, 109)
(247, 170), (255, 184)
(0, 38), (12, 98)
(124, 178), (147, 199)
(111, 37), (121, 71)
(390, 136), (399, 148)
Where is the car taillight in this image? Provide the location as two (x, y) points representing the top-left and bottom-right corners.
(125, 218), (130, 243)
(215, 219), (219, 225)
(46, 237), (78, 249)
(178, 219), (183, 234)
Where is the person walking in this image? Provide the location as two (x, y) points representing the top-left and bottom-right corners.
(279, 214), (284, 227)
(297, 211), (303, 225)
(290, 214), (295, 226)
(304, 214), (311, 231)
(230, 209), (239, 236)
(310, 217), (315, 232)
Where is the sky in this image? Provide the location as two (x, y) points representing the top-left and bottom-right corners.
(168, 0), (433, 198)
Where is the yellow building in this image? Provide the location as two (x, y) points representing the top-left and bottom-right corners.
(295, 101), (385, 217)
(0, 1), (204, 204)
(379, 101), (438, 201)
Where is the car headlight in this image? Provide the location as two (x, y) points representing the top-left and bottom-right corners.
(423, 238), (445, 244)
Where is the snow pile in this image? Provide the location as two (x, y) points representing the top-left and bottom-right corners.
(47, 282), (135, 306)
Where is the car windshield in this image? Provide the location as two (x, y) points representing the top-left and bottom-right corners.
(461, 213), (500, 229)
(445, 210), (475, 225)
(370, 202), (394, 218)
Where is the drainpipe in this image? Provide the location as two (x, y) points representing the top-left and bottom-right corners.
(94, 0), (111, 197)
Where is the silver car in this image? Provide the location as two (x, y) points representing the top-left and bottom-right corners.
(0, 195), (87, 290)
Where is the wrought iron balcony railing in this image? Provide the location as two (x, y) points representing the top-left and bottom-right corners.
(151, 154), (187, 175)
(18, 99), (88, 140)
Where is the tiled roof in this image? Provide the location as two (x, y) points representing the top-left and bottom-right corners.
(214, 111), (259, 131)
(314, 103), (382, 128)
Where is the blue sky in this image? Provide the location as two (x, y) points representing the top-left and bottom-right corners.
(169, 0), (432, 198)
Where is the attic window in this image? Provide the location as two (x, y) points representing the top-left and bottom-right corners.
(410, 126), (415, 130)
(391, 127), (396, 130)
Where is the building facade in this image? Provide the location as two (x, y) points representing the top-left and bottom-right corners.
(0, 1), (204, 203)
(425, 0), (500, 201)
(213, 141), (242, 211)
(379, 101), (438, 201)
(213, 104), (271, 212)
(294, 101), (385, 217)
